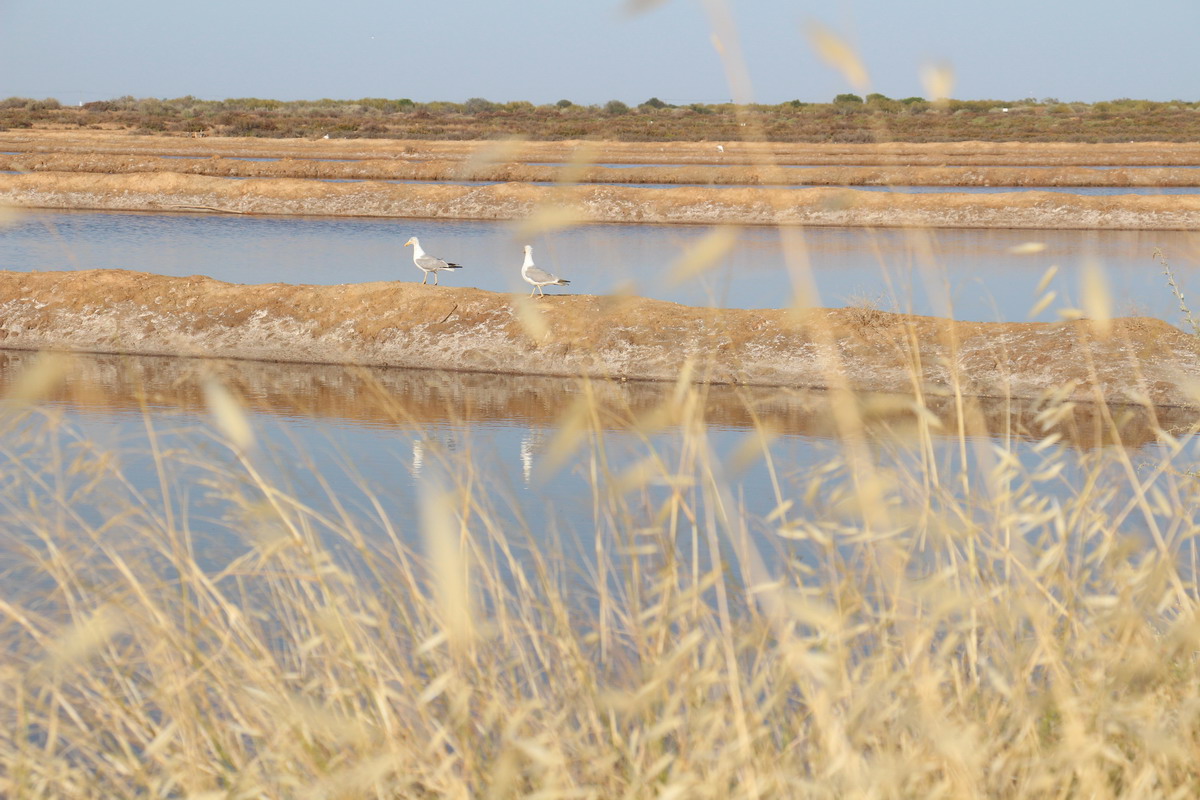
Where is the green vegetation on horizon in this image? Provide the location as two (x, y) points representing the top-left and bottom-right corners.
(5, 93), (1200, 142)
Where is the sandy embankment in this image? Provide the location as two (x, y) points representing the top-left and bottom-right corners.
(6, 152), (1200, 187)
(8, 131), (1200, 166)
(4, 171), (1200, 229)
(0, 270), (1197, 412)
(5, 132), (1200, 227)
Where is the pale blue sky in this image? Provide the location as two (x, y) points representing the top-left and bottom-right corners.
(1, 0), (1196, 105)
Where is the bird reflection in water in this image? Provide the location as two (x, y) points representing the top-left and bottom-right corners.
(411, 435), (459, 477)
(411, 438), (425, 475)
(519, 430), (548, 486)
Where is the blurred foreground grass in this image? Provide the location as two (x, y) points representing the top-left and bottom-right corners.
(5, 9), (1200, 795)
(1, 355), (1199, 799)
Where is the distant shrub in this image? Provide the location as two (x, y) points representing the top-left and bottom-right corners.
(175, 119), (209, 133)
(834, 93), (864, 104)
(9, 91), (1200, 143)
(865, 93), (901, 113)
(831, 128), (875, 142)
(464, 97), (497, 113)
(355, 98), (412, 114)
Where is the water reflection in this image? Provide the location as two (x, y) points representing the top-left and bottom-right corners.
(0, 350), (1195, 586)
(6, 209), (1200, 323)
(412, 437), (424, 474)
(368, 180), (1200, 195)
(2, 350), (1195, 450)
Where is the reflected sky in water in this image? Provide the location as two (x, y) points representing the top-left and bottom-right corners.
(3, 209), (1200, 323)
(0, 350), (1193, 580)
(15, 360), (1197, 576)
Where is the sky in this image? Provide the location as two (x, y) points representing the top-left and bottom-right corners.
(1, 0), (1198, 106)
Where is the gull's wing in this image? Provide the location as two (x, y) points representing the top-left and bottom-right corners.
(416, 253), (459, 270)
(524, 266), (560, 283)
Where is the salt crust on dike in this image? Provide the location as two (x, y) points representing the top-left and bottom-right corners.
(8, 152), (1200, 188)
(5, 132), (1200, 228)
(0, 269), (1198, 409)
(4, 171), (1200, 229)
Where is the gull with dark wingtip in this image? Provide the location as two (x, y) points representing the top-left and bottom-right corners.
(404, 236), (463, 285)
(520, 245), (571, 297)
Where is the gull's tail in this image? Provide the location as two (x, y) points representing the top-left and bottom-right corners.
(445, 262), (463, 269)
(557, 278), (570, 285)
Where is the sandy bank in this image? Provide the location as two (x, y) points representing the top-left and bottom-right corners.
(7, 131), (1200, 166)
(4, 172), (1200, 229)
(0, 270), (1197, 410)
(6, 152), (1200, 187)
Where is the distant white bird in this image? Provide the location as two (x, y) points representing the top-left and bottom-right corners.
(716, 144), (724, 153)
(521, 245), (570, 297)
(404, 236), (463, 285)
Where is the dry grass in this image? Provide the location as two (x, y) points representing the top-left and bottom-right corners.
(1, 347), (1200, 798)
(8, 95), (1200, 143)
(4, 10), (1200, 799)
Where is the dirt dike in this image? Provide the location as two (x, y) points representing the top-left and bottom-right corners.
(4, 171), (1200, 229)
(0, 270), (1196, 415)
(6, 152), (1200, 187)
(7, 130), (1200, 166)
(0, 154), (1193, 189)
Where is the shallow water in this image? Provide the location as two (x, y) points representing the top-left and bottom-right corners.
(350, 179), (1200, 195)
(4, 208), (1200, 324)
(526, 161), (1200, 170)
(0, 350), (1191, 576)
(588, 184), (1200, 194)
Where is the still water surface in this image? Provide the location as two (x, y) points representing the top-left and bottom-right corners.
(2, 351), (1192, 575)
(2, 210), (1198, 575)
(4, 208), (1200, 323)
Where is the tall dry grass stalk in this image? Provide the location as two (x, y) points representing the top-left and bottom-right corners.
(0, 343), (1199, 798)
(2, 5), (1199, 799)
(1156, 247), (1200, 337)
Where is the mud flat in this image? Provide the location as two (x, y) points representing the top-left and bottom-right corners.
(4, 172), (1200, 229)
(0, 269), (1197, 413)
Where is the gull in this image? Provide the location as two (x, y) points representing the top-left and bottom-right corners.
(404, 236), (463, 285)
(521, 245), (570, 297)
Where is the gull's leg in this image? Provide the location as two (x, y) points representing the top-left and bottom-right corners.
(421, 272), (428, 285)
(529, 286), (536, 297)
(434, 271), (440, 286)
